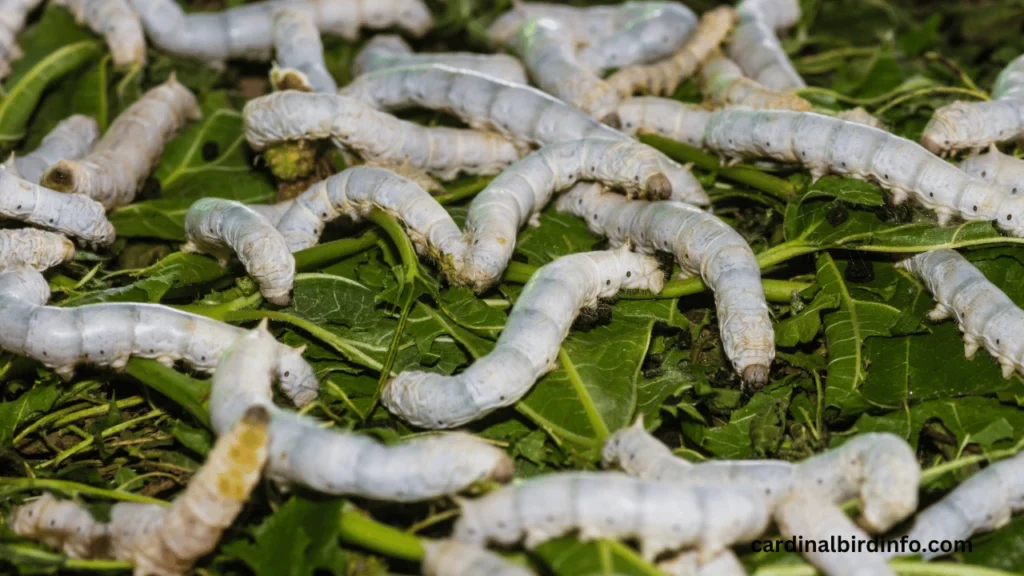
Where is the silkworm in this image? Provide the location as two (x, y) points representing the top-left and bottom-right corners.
(6, 115), (99, 184)
(127, 0), (432, 66)
(0, 229), (75, 271)
(920, 54), (1024, 155)
(422, 540), (536, 576)
(0, 266), (318, 406)
(776, 494), (896, 576)
(897, 248), (1024, 379)
(728, 0), (806, 91)
(700, 52), (812, 111)
(53, 0), (146, 67)
(382, 247), (664, 429)
(555, 183), (773, 386)
(243, 90), (524, 181)
(893, 451), (1024, 560)
(836, 107), (886, 130)
(8, 492), (108, 559)
(509, 17), (621, 121)
(452, 471), (770, 562)
(183, 198), (295, 306)
(616, 98), (711, 147)
(353, 34), (528, 85)
(657, 550), (746, 576)
(269, 8), (336, 93)
(338, 65), (709, 205)
(0, 0), (43, 79)
(209, 322), (515, 501)
(41, 77), (201, 210)
(0, 169), (115, 246)
(605, 7), (736, 98)
(959, 144), (1024, 195)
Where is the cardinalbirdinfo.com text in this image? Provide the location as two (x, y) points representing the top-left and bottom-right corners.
(751, 535), (973, 555)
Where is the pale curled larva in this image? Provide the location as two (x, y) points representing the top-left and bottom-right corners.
(269, 9), (336, 94)
(921, 54), (1024, 155)
(41, 77), (201, 210)
(209, 323), (515, 501)
(53, 0), (146, 67)
(0, 0), (43, 79)
(959, 144), (1024, 195)
(243, 90), (524, 181)
(382, 247), (664, 429)
(183, 198), (295, 306)
(728, 0), (806, 91)
(353, 34), (528, 86)
(657, 550), (746, 576)
(0, 170), (115, 246)
(422, 540), (536, 576)
(0, 228), (75, 271)
(897, 249), (1024, 379)
(605, 7), (736, 98)
(6, 115), (99, 184)
(510, 17), (621, 121)
(892, 451), (1024, 560)
(555, 183), (774, 386)
(453, 471), (770, 562)
(700, 52), (812, 111)
(128, 0), (432, 66)
(8, 492), (109, 559)
(775, 494), (896, 576)
(0, 267), (318, 405)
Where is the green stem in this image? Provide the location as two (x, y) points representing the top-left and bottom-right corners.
(124, 358), (211, 427)
(602, 540), (668, 576)
(51, 397), (146, 430)
(502, 261), (537, 284)
(41, 410), (163, 468)
(339, 508), (425, 562)
(920, 438), (1024, 486)
(293, 229), (380, 271)
(0, 544), (131, 571)
(873, 86), (988, 116)
(0, 477), (167, 505)
(638, 134), (799, 200)
(757, 240), (819, 269)
(173, 291), (263, 321)
(434, 176), (493, 205)
(621, 278), (811, 302)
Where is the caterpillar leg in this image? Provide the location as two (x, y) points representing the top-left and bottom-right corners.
(1000, 357), (1016, 379)
(964, 336), (980, 360)
(927, 303), (951, 321)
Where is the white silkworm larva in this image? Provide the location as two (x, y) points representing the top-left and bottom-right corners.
(959, 144), (1024, 195)
(210, 322), (515, 501)
(656, 550), (746, 576)
(183, 198), (295, 306)
(0, 0), (43, 79)
(0, 170), (115, 246)
(128, 0), (432, 66)
(243, 90), (523, 181)
(6, 115), (99, 184)
(728, 0), (806, 91)
(0, 228), (75, 271)
(41, 77), (201, 210)
(510, 17), (621, 121)
(699, 108), (1024, 230)
(338, 65), (709, 205)
(353, 34), (528, 86)
(775, 494), (896, 576)
(53, 0), (146, 67)
(269, 8), (336, 94)
(897, 248), (1024, 379)
(453, 471), (770, 562)
(556, 183), (774, 386)
(835, 107), (886, 130)
(921, 54), (1024, 155)
(8, 493), (109, 559)
(422, 540), (536, 576)
(381, 247), (664, 429)
(700, 52), (812, 111)
(605, 7), (736, 98)
(893, 451), (1024, 560)
(0, 266), (318, 405)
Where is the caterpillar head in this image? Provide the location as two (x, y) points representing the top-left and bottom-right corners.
(856, 433), (921, 533)
(616, 248), (665, 293)
(959, 144), (1005, 185)
(9, 492), (58, 536)
(277, 344), (319, 408)
(451, 498), (487, 545)
(601, 415), (669, 475)
(996, 193), (1024, 237)
(920, 102), (984, 156)
(394, 0), (433, 38)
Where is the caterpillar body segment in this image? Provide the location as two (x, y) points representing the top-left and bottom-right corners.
(7, 115), (99, 184)
(657, 550), (747, 576)
(209, 324), (515, 501)
(0, 228), (75, 271)
(353, 34), (528, 85)
(8, 493), (109, 559)
(699, 52), (812, 111)
(0, 0), (43, 79)
(270, 8), (336, 93)
(183, 198), (296, 306)
(615, 98), (710, 147)
(54, 0), (146, 67)
(452, 471), (771, 563)
(0, 170), (115, 246)
(958, 144), (1024, 195)
(422, 540), (536, 576)
(728, 0), (806, 91)
(41, 77), (201, 210)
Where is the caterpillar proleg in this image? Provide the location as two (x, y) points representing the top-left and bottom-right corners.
(0, 267), (318, 406)
(556, 183), (774, 386)
(422, 540), (536, 576)
(243, 90), (524, 181)
(209, 323), (515, 501)
(127, 0), (432, 66)
(0, 0), (43, 79)
(6, 115), (99, 184)
(0, 229), (75, 271)
(897, 249), (1024, 379)
(270, 9), (336, 93)
(452, 471), (770, 562)
(699, 52), (812, 111)
(958, 143), (1024, 195)
(657, 550), (746, 576)
(353, 34), (528, 86)
(728, 0), (806, 91)
(0, 170), (115, 246)
(41, 77), (201, 210)
(54, 0), (146, 67)
(921, 54), (1024, 155)
(183, 198), (296, 306)
(382, 247), (664, 429)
